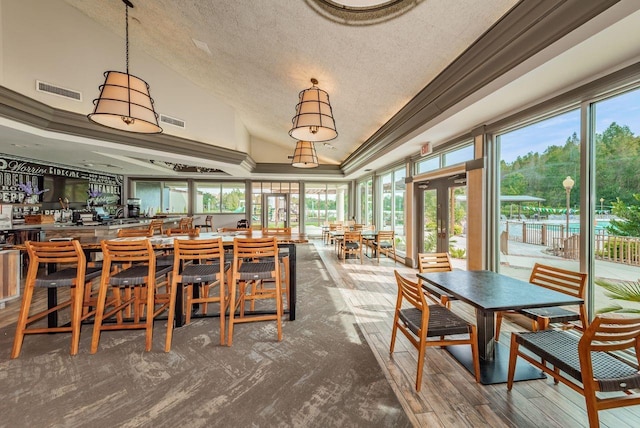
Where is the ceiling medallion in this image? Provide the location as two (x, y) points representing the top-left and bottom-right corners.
(307, 0), (423, 25)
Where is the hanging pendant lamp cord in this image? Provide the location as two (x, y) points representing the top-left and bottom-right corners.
(125, 2), (129, 74)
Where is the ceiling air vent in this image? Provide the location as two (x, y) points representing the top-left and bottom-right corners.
(35, 80), (82, 101)
(160, 114), (186, 129)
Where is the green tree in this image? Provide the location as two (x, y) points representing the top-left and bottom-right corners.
(607, 193), (640, 237)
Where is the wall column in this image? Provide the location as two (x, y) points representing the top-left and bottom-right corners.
(467, 126), (487, 270)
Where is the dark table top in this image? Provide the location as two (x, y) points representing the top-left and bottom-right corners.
(417, 270), (583, 312)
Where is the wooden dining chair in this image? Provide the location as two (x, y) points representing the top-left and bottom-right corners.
(370, 230), (396, 263)
(148, 219), (165, 235)
(261, 227), (291, 234)
(166, 227), (200, 237)
(197, 215), (213, 232)
(117, 227), (152, 238)
(11, 240), (103, 358)
(228, 237), (283, 346)
(495, 263), (587, 341)
(507, 314), (640, 428)
(339, 230), (363, 263)
(165, 238), (230, 351)
(178, 217), (193, 231)
(416, 252), (457, 308)
(390, 271), (480, 391)
(90, 238), (173, 353)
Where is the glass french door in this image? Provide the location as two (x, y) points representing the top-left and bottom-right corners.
(418, 174), (467, 262)
(263, 193), (289, 228)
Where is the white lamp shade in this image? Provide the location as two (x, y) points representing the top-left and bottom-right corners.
(289, 84), (337, 142)
(291, 141), (319, 168)
(88, 71), (162, 134)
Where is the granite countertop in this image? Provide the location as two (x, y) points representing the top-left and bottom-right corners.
(6, 216), (184, 231)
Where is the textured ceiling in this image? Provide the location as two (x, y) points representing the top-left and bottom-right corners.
(61, 0), (518, 165)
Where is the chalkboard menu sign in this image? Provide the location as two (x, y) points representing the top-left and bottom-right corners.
(0, 154), (123, 209)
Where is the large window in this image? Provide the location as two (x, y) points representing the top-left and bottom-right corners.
(497, 110), (581, 281)
(194, 182), (245, 214)
(378, 166), (406, 252)
(358, 178), (373, 225)
(592, 88), (640, 314)
(304, 183), (348, 236)
(133, 181), (189, 216)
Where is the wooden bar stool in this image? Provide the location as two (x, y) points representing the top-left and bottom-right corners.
(227, 237), (283, 346)
(165, 238), (230, 351)
(90, 239), (173, 353)
(11, 240), (102, 358)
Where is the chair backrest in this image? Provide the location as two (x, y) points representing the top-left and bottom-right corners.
(394, 270), (427, 314)
(529, 263), (587, 299)
(101, 238), (155, 266)
(262, 227), (291, 234)
(178, 217), (193, 230)
(166, 228), (200, 237)
(205, 215), (213, 227)
(25, 239), (85, 267)
(377, 230), (394, 242)
(236, 219), (250, 229)
(173, 238), (224, 270)
(218, 227), (252, 234)
(578, 314), (640, 392)
(353, 224), (364, 231)
(233, 237), (278, 261)
(117, 228), (152, 238)
(580, 314), (640, 354)
(148, 219), (164, 235)
(343, 230), (362, 244)
(417, 252), (452, 273)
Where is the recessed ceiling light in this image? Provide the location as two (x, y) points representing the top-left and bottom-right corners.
(323, 142), (336, 150)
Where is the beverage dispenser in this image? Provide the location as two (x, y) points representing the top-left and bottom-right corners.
(127, 198), (141, 218)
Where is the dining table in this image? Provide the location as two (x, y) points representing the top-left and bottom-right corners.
(14, 230), (306, 329)
(416, 269), (584, 384)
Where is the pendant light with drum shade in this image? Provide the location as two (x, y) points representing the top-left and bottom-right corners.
(289, 78), (337, 142)
(289, 141), (319, 168)
(88, 0), (162, 134)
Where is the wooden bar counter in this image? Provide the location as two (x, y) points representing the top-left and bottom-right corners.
(8, 217), (183, 241)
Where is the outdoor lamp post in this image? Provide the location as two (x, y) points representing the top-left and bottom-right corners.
(563, 176), (575, 238)
(600, 197), (604, 216)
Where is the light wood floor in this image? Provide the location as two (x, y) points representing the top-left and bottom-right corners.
(314, 240), (640, 428)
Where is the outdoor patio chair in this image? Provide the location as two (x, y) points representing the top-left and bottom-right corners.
(507, 314), (640, 428)
(495, 263), (587, 341)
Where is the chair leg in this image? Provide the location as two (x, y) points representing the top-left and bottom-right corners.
(69, 284), (84, 356)
(415, 338), (427, 392)
(495, 312), (503, 341)
(469, 325), (480, 383)
(218, 279), (226, 346)
(227, 276), (237, 346)
(185, 284), (193, 324)
(164, 276), (179, 352)
(507, 334), (519, 390)
(144, 278), (155, 352)
(389, 317), (399, 353)
(583, 379), (601, 427)
(90, 280), (110, 354)
(11, 279), (35, 359)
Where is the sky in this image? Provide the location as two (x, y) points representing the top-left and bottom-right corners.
(500, 89), (640, 163)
